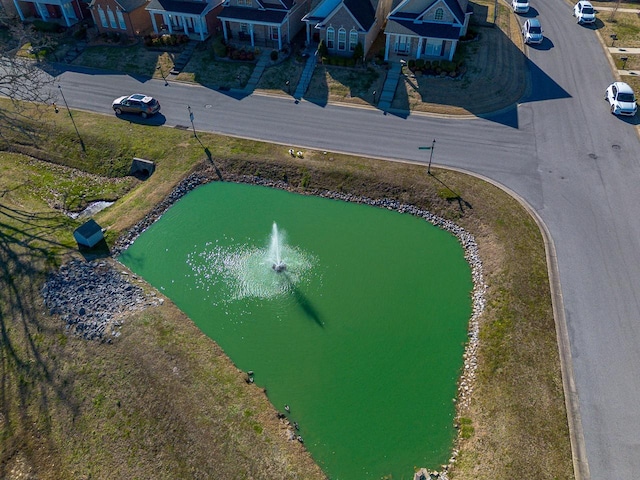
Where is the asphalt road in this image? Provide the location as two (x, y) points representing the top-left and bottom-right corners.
(49, 2), (640, 477)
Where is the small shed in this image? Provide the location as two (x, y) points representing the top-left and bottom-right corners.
(73, 219), (104, 248)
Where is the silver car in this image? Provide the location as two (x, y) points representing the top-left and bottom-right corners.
(112, 94), (161, 118)
(522, 18), (543, 45)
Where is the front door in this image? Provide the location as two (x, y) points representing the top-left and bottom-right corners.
(395, 35), (410, 55)
(425, 39), (443, 57)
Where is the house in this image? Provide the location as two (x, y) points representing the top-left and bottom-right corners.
(217, 0), (311, 51)
(73, 219), (104, 248)
(303, 0), (392, 58)
(12, 0), (86, 26)
(383, 0), (472, 61)
(89, 0), (152, 37)
(146, 0), (224, 41)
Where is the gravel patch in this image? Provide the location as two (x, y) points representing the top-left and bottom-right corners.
(41, 259), (163, 341)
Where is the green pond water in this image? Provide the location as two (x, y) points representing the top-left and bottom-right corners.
(119, 182), (473, 480)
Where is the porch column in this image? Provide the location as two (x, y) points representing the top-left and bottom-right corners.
(183, 15), (188, 35)
(165, 14), (173, 33)
(150, 12), (158, 33)
(198, 17), (205, 41)
(61, 3), (72, 27)
(36, 3), (49, 19)
(222, 20), (228, 41)
(305, 23), (310, 45)
(249, 24), (254, 47)
(277, 26), (282, 50)
(384, 33), (390, 61)
(13, 0), (25, 20)
(417, 38), (423, 60)
(448, 40), (456, 61)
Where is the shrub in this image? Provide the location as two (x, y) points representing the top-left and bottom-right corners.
(346, 58), (356, 67)
(32, 19), (63, 33)
(270, 49), (278, 61)
(415, 58), (424, 70)
(408, 59), (416, 70)
(211, 37), (227, 57)
(74, 25), (88, 40)
(352, 42), (363, 62)
(318, 40), (328, 57)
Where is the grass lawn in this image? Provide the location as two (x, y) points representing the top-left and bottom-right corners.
(0, 99), (574, 479)
(596, 10), (640, 47)
(72, 43), (171, 77)
(304, 64), (385, 105)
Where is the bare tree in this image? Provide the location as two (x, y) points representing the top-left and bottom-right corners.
(0, 17), (58, 147)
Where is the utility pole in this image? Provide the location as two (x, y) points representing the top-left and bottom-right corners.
(58, 85), (85, 151)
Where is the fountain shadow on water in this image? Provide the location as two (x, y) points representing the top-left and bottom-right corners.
(280, 272), (324, 328)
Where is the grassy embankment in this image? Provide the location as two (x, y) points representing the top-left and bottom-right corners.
(0, 99), (573, 479)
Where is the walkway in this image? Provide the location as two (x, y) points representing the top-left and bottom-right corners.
(170, 41), (198, 75)
(608, 47), (640, 77)
(377, 61), (402, 111)
(243, 51), (271, 94)
(293, 50), (318, 100)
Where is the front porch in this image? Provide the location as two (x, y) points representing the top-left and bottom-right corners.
(146, 1), (212, 41)
(13, 0), (82, 27)
(384, 34), (457, 62)
(220, 20), (285, 51)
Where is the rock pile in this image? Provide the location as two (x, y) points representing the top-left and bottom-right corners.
(42, 259), (162, 341)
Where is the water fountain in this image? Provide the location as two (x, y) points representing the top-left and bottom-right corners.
(269, 222), (287, 273)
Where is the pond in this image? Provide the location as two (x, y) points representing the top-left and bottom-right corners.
(118, 181), (473, 479)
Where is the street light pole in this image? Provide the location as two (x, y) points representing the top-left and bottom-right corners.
(58, 85), (85, 151)
(187, 105), (196, 137)
(156, 65), (168, 86)
(418, 139), (436, 175)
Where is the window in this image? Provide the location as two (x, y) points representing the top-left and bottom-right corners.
(238, 0), (252, 6)
(240, 23), (249, 34)
(107, 8), (117, 28)
(338, 27), (346, 50)
(97, 6), (108, 27)
(326, 27), (334, 49)
(349, 29), (358, 52)
(434, 7), (444, 20)
(271, 26), (279, 40)
(116, 9), (126, 29)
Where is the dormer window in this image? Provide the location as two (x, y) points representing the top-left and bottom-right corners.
(434, 7), (444, 20)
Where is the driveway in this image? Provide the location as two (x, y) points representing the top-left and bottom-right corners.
(52, 0), (640, 476)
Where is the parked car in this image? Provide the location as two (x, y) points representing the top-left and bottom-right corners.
(605, 82), (637, 116)
(511, 0), (530, 13)
(573, 0), (596, 24)
(112, 94), (161, 118)
(522, 18), (543, 44)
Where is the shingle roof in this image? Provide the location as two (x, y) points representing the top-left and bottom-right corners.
(89, 0), (148, 10)
(344, 0), (375, 30)
(146, 0), (210, 14)
(217, 5), (288, 23)
(385, 18), (461, 39)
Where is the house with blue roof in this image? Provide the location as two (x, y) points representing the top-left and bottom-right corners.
(303, 0), (393, 58)
(383, 0), (472, 61)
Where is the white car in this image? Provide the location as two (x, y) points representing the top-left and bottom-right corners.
(522, 18), (543, 45)
(511, 0), (530, 13)
(573, 0), (596, 24)
(605, 82), (637, 116)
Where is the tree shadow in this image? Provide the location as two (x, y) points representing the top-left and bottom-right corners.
(0, 204), (84, 477)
